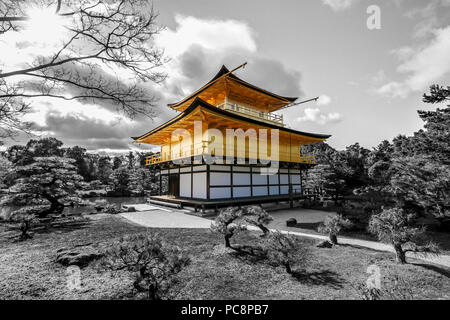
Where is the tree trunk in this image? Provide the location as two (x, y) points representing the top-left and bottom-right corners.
(19, 220), (32, 240)
(148, 283), (159, 300)
(330, 233), (338, 245)
(40, 196), (65, 217)
(284, 263), (292, 274)
(258, 224), (270, 236)
(225, 234), (231, 248)
(394, 243), (406, 264)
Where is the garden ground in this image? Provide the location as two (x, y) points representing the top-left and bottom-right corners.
(0, 213), (449, 300)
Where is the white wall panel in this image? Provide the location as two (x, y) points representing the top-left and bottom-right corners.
(210, 187), (231, 199)
(233, 173), (250, 185)
(179, 174), (191, 197)
(252, 173), (267, 185)
(269, 186), (279, 195)
(210, 172), (230, 186)
(253, 186), (268, 196)
(280, 186), (289, 194)
(290, 174), (301, 184)
(233, 187), (251, 197)
(233, 166), (251, 172)
(210, 165), (230, 171)
(268, 174), (279, 185)
(192, 172), (207, 199)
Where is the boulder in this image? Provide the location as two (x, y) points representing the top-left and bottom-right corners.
(286, 218), (297, 227)
(316, 240), (333, 248)
(126, 206), (136, 212)
(56, 247), (103, 268)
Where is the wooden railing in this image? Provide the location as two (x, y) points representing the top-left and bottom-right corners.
(145, 153), (161, 166)
(299, 154), (317, 164)
(216, 102), (284, 126)
(145, 148), (316, 166)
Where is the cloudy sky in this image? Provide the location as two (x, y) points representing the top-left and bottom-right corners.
(2, 0), (450, 152)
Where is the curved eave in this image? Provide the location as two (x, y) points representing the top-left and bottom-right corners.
(168, 65), (298, 110)
(133, 97), (331, 143)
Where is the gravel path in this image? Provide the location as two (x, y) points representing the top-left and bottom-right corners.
(120, 206), (450, 268)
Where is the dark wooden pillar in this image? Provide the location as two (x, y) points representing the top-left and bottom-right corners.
(288, 165), (293, 208)
(159, 167), (162, 196)
(206, 164), (210, 200)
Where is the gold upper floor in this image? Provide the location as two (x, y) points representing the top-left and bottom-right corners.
(168, 65), (297, 118)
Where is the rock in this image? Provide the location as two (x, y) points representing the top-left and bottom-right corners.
(323, 200), (334, 208)
(286, 218), (297, 227)
(317, 240), (333, 248)
(126, 206), (136, 212)
(56, 247), (103, 268)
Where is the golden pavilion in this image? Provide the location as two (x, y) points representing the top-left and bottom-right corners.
(133, 64), (331, 211)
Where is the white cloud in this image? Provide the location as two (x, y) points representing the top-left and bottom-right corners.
(377, 25), (450, 98)
(156, 14), (257, 58)
(317, 95), (332, 106)
(322, 0), (359, 11)
(3, 13), (305, 151)
(156, 14), (304, 104)
(296, 108), (342, 125)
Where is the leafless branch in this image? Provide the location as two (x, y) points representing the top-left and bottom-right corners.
(0, 0), (167, 139)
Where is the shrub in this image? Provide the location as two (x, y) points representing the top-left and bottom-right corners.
(7, 206), (44, 240)
(211, 207), (246, 248)
(317, 214), (353, 244)
(264, 231), (310, 274)
(368, 207), (440, 264)
(103, 204), (120, 214)
(7, 205), (48, 240)
(88, 180), (103, 190)
(355, 275), (414, 300)
(93, 199), (108, 211)
(102, 233), (190, 300)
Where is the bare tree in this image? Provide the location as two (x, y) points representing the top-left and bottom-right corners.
(0, 0), (166, 138)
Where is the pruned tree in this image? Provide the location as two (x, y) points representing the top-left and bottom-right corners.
(368, 208), (440, 264)
(211, 207), (246, 248)
(5, 137), (64, 165)
(318, 214), (353, 245)
(241, 205), (273, 236)
(389, 156), (450, 221)
(102, 233), (190, 300)
(2, 156), (83, 216)
(264, 231), (310, 275)
(108, 167), (131, 196)
(0, 0), (166, 138)
(1, 156), (84, 238)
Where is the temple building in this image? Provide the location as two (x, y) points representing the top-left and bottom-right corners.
(133, 64), (331, 211)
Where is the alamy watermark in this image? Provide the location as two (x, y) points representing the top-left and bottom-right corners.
(367, 5), (381, 30)
(66, 265), (81, 291)
(366, 264), (381, 290)
(170, 120), (280, 174)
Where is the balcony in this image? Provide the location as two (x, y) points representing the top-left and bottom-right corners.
(216, 102), (284, 126)
(145, 145), (317, 166)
